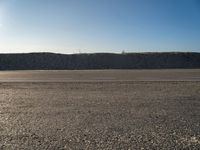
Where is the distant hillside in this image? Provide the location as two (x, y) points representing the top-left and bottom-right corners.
(0, 52), (200, 70)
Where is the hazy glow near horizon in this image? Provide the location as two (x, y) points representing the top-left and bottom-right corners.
(0, 0), (200, 54)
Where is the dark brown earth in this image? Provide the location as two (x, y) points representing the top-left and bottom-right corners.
(0, 70), (200, 149)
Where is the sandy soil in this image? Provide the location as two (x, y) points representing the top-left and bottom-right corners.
(0, 70), (200, 149)
(0, 69), (199, 82)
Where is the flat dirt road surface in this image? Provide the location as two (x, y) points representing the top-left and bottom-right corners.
(0, 69), (200, 149)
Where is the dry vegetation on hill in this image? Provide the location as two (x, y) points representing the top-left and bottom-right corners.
(0, 52), (199, 70)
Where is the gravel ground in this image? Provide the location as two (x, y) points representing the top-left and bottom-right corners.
(0, 80), (200, 149)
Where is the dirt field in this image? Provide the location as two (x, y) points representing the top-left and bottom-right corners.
(0, 70), (200, 149)
(0, 69), (199, 82)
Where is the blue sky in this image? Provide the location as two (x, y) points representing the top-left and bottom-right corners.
(0, 0), (199, 53)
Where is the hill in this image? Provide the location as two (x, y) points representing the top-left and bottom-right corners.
(0, 52), (199, 70)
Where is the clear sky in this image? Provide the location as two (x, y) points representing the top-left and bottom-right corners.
(0, 0), (199, 54)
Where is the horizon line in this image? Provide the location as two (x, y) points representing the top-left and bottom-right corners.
(0, 51), (200, 55)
